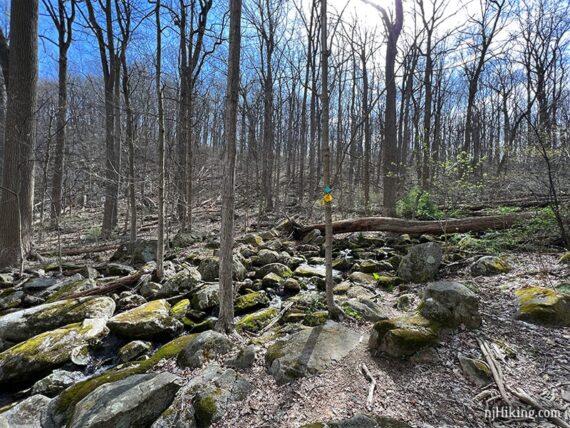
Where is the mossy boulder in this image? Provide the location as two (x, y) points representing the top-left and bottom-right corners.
(0, 319), (109, 385)
(470, 256), (512, 277)
(118, 340), (153, 362)
(348, 271), (377, 285)
(234, 291), (269, 315)
(253, 249), (281, 266)
(157, 365), (252, 428)
(255, 263), (292, 279)
(242, 233), (264, 247)
(172, 229), (204, 248)
(68, 373), (181, 428)
(283, 278), (301, 294)
(514, 287), (570, 327)
(32, 369), (87, 397)
(294, 264), (327, 278)
(342, 298), (391, 322)
(43, 334), (197, 428)
(374, 275), (403, 289)
(332, 257), (354, 271)
(397, 242), (442, 283)
(177, 330), (233, 369)
(266, 321), (361, 384)
(358, 259), (392, 274)
(236, 308), (278, 333)
(0, 296), (115, 343)
(191, 283), (220, 311)
(45, 278), (96, 303)
(108, 299), (183, 339)
(369, 314), (440, 358)
(420, 281), (482, 329)
(303, 310), (328, 326)
(262, 272), (282, 288)
(169, 298), (190, 319)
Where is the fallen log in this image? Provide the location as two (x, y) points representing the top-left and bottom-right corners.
(446, 195), (569, 212)
(39, 243), (119, 257)
(296, 212), (534, 238)
(61, 271), (144, 300)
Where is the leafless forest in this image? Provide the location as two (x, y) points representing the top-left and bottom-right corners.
(0, 0), (569, 427)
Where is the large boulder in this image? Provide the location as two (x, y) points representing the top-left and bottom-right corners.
(110, 239), (157, 265)
(68, 373), (181, 428)
(108, 300), (183, 339)
(235, 307), (278, 333)
(177, 330), (233, 369)
(0, 319), (109, 385)
(397, 242), (442, 283)
(234, 291), (269, 315)
(154, 365), (251, 428)
(198, 256), (246, 282)
(420, 281), (481, 329)
(369, 314), (439, 358)
(342, 298), (392, 322)
(255, 263), (293, 279)
(0, 287), (24, 312)
(0, 394), (52, 428)
(153, 266), (202, 299)
(266, 321), (361, 384)
(191, 283), (219, 311)
(515, 287), (570, 327)
(0, 296), (115, 342)
(470, 256), (511, 277)
(45, 278), (97, 302)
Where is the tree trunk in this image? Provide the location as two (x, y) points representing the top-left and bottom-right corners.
(217, 0), (242, 334)
(0, 0), (39, 268)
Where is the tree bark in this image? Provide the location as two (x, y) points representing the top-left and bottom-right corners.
(0, 0), (39, 268)
(298, 212), (534, 237)
(217, 0), (242, 334)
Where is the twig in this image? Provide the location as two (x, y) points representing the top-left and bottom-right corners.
(506, 385), (570, 428)
(257, 301), (294, 335)
(478, 338), (511, 405)
(360, 363), (377, 410)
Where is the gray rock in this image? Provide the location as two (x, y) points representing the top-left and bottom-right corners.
(343, 298), (392, 322)
(0, 287), (24, 312)
(0, 319), (109, 385)
(226, 345), (256, 370)
(253, 249), (281, 266)
(397, 242), (442, 283)
(266, 321), (361, 384)
(110, 239), (157, 265)
(108, 300), (183, 339)
(155, 266), (202, 298)
(191, 283), (219, 311)
(198, 256), (245, 282)
(396, 293), (417, 311)
(139, 282), (163, 300)
(32, 369), (87, 397)
(177, 330), (233, 369)
(255, 263), (293, 279)
(0, 394), (51, 428)
(458, 355), (492, 386)
(117, 293), (147, 308)
(22, 277), (59, 293)
(302, 229), (324, 245)
(470, 256), (511, 277)
(118, 340), (153, 362)
(0, 297), (116, 342)
(420, 281), (482, 329)
(69, 373), (181, 428)
(161, 365), (251, 428)
(0, 273), (14, 287)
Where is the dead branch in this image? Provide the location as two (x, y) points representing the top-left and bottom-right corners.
(360, 363), (377, 410)
(60, 271), (144, 300)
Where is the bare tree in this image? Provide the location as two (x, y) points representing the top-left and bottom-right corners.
(217, 0), (243, 333)
(0, 0), (39, 268)
(156, 0), (166, 279)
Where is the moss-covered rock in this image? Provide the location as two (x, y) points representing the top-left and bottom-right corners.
(235, 291), (269, 315)
(255, 263), (292, 279)
(0, 319), (109, 385)
(332, 257), (353, 271)
(169, 298), (190, 319)
(0, 287), (24, 312)
(236, 308), (278, 333)
(110, 239), (157, 265)
(118, 340), (153, 362)
(559, 252), (570, 265)
(515, 287), (570, 327)
(45, 278), (96, 303)
(303, 310), (328, 326)
(358, 259), (392, 274)
(262, 272), (282, 288)
(294, 264), (327, 279)
(108, 299), (183, 339)
(369, 314), (440, 358)
(348, 271), (377, 285)
(198, 256), (246, 282)
(374, 275), (403, 289)
(470, 256), (512, 277)
(154, 266), (202, 299)
(43, 334), (197, 428)
(420, 281), (482, 329)
(458, 355), (492, 387)
(0, 297), (115, 343)
(177, 330), (233, 369)
(283, 278), (301, 294)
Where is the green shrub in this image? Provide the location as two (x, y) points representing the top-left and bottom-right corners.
(396, 186), (441, 220)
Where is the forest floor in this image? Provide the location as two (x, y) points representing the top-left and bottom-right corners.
(15, 205), (570, 427)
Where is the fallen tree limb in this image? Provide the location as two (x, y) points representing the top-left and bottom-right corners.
(360, 363), (377, 410)
(506, 385), (570, 428)
(39, 243), (119, 257)
(446, 195), (569, 212)
(61, 271), (145, 300)
(296, 212), (534, 238)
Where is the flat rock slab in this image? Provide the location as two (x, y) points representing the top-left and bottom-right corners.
(69, 373), (181, 428)
(0, 394), (51, 428)
(266, 320), (362, 385)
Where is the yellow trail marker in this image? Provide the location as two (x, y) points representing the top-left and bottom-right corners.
(323, 194), (333, 204)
